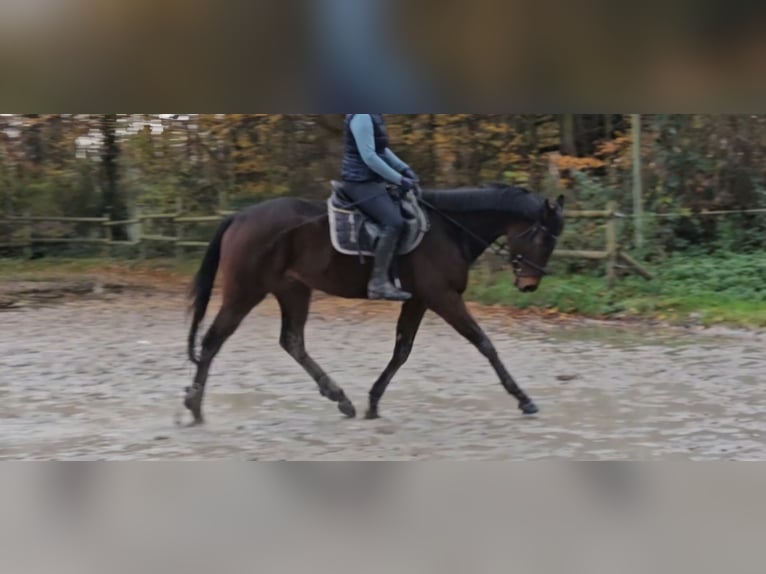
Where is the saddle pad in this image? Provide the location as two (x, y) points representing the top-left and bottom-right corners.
(327, 204), (378, 257)
(327, 193), (429, 258)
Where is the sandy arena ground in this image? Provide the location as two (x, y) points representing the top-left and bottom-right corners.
(1, 280), (764, 460)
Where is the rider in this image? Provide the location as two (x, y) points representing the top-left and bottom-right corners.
(341, 113), (419, 301)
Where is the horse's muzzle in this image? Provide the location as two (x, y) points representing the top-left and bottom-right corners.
(515, 275), (541, 293)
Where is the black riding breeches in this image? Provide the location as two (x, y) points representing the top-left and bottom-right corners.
(342, 181), (405, 230)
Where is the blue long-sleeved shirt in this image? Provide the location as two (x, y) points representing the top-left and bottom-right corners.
(348, 114), (409, 185)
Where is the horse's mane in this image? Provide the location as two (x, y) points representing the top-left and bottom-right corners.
(420, 183), (545, 222)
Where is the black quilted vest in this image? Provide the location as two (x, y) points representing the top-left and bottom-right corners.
(341, 114), (390, 182)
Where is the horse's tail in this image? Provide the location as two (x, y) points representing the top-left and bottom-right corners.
(187, 215), (235, 365)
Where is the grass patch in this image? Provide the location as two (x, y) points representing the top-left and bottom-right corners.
(2, 252), (765, 328)
(467, 252), (766, 328)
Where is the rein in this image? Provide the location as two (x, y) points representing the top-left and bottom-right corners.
(418, 196), (559, 278)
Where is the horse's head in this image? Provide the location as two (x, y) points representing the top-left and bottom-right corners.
(506, 194), (565, 293)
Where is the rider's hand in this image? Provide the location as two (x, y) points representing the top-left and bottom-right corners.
(400, 176), (416, 192)
(402, 167), (419, 182)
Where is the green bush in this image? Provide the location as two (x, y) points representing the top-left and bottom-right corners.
(467, 252), (766, 327)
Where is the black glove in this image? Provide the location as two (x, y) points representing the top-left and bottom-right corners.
(399, 176), (416, 192)
(402, 167), (419, 182)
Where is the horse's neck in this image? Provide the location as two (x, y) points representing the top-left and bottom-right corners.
(446, 210), (514, 263)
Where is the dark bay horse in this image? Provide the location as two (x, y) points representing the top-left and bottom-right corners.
(185, 184), (565, 425)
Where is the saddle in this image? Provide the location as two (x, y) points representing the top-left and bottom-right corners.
(327, 180), (430, 259)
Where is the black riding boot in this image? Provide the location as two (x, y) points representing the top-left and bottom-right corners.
(368, 226), (412, 301)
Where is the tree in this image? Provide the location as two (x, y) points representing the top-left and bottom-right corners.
(100, 114), (128, 238)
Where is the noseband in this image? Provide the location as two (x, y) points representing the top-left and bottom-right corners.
(509, 223), (559, 278)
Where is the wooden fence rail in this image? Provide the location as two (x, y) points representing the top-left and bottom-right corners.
(0, 204), (683, 288)
(6, 202), (766, 288)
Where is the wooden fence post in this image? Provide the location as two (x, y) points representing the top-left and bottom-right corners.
(22, 212), (32, 259)
(137, 208), (146, 260)
(605, 201), (617, 290)
(175, 197), (183, 260)
(631, 114), (644, 249)
(102, 213), (111, 258)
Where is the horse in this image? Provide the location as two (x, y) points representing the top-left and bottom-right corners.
(185, 183), (565, 425)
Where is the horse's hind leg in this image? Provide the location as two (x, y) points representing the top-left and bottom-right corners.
(185, 297), (263, 425)
(276, 283), (356, 418)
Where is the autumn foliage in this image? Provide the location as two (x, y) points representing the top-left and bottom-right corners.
(1, 114), (765, 254)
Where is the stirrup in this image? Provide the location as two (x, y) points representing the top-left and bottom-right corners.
(368, 280), (412, 301)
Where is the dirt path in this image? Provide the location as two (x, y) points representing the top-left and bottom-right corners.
(1, 285), (764, 460)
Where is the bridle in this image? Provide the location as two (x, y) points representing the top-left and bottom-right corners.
(419, 195), (559, 279)
(508, 223), (559, 278)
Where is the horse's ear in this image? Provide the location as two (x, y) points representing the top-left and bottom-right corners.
(544, 195), (564, 222)
(545, 198), (558, 213)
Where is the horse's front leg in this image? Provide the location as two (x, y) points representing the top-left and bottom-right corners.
(429, 293), (538, 415)
(366, 298), (427, 419)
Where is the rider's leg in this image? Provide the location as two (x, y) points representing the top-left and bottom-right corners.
(342, 181), (412, 301)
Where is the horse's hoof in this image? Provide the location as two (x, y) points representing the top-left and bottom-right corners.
(185, 417), (204, 428)
(338, 399), (357, 418)
(183, 396), (199, 413)
(365, 409), (380, 420)
(520, 400), (539, 415)
(183, 392), (204, 425)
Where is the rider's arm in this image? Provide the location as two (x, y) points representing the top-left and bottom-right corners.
(382, 148), (409, 173)
(349, 114), (404, 185)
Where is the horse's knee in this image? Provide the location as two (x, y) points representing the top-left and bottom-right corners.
(197, 340), (217, 363)
(201, 329), (217, 350)
(394, 341), (413, 363)
(280, 331), (305, 359)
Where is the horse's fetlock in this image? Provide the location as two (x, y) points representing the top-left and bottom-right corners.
(320, 380), (343, 402)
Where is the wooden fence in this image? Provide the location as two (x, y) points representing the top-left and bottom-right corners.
(475, 201), (654, 288)
(549, 201), (653, 288)
(0, 210), (231, 257)
(1, 202), (660, 289)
